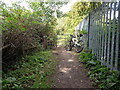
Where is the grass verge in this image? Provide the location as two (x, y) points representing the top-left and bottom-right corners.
(2, 50), (56, 88)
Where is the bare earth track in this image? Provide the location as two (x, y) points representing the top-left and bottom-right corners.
(52, 47), (94, 88)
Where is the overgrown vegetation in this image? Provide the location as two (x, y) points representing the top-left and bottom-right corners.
(1, 1), (67, 88)
(1, 0), (67, 71)
(2, 51), (56, 88)
(1, 0), (119, 89)
(56, 2), (101, 35)
(55, 2), (101, 46)
(78, 50), (120, 89)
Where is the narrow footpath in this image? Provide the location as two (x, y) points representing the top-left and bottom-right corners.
(52, 47), (94, 88)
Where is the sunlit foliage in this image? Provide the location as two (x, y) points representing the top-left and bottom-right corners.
(56, 2), (101, 35)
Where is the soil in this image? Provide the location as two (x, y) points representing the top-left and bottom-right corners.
(52, 47), (94, 88)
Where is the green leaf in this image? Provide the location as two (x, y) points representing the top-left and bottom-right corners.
(32, 82), (40, 88)
(2, 80), (9, 85)
(108, 83), (116, 87)
(20, 27), (26, 31)
(6, 17), (15, 21)
(32, 21), (41, 24)
(6, 77), (16, 83)
(87, 61), (96, 65)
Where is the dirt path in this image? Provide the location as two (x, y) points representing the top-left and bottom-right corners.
(52, 47), (94, 88)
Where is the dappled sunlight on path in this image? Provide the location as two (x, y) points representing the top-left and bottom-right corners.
(52, 47), (94, 88)
(59, 67), (71, 74)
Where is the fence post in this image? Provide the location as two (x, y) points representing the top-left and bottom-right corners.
(98, 6), (102, 61)
(107, 2), (112, 70)
(115, 1), (120, 72)
(110, 2), (117, 70)
(88, 13), (91, 49)
(101, 2), (106, 65)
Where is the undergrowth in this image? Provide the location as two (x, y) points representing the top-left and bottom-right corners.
(2, 51), (56, 88)
(78, 50), (120, 89)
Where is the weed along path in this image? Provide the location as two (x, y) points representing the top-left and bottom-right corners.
(52, 47), (94, 88)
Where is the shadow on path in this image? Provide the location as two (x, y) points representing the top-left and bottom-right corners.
(52, 47), (94, 88)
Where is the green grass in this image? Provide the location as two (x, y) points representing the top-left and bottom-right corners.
(2, 51), (56, 88)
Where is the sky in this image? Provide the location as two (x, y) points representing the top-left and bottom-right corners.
(0, 0), (78, 13)
(1, 0), (30, 9)
(60, 0), (78, 13)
